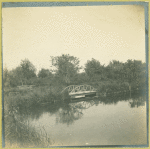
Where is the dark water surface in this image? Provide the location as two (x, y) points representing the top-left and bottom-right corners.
(28, 93), (147, 146)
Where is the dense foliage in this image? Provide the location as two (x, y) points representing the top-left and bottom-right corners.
(3, 55), (146, 92)
(85, 58), (104, 80)
(38, 69), (52, 78)
(50, 54), (81, 84)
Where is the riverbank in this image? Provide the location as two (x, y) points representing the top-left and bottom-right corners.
(4, 100), (53, 148)
(4, 79), (146, 106)
(4, 85), (63, 147)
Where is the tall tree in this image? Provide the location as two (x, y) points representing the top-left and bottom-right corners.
(8, 59), (37, 86)
(20, 59), (36, 80)
(107, 60), (124, 80)
(3, 67), (22, 87)
(38, 69), (52, 78)
(3, 67), (10, 88)
(123, 59), (145, 90)
(50, 54), (81, 84)
(84, 58), (104, 79)
(13, 66), (25, 85)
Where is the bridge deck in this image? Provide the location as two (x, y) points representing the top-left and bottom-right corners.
(69, 90), (96, 96)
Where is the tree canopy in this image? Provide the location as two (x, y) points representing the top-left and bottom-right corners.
(3, 56), (146, 90)
(123, 60), (145, 85)
(84, 58), (104, 78)
(3, 59), (37, 87)
(50, 54), (81, 84)
(20, 59), (36, 79)
(38, 69), (52, 78)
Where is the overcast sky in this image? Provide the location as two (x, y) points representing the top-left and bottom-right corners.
(2, 5), (145, 72)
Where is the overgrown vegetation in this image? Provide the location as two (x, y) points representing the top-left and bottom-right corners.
(3, 54), (146, 147)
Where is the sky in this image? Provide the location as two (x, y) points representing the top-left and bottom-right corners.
(2, 5), (145, 73)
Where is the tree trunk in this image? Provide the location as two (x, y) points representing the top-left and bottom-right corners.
(64, 75), (70, 84)
(129, 84), (131, 98)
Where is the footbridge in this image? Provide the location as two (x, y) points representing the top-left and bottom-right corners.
(61, 85), (97, 98)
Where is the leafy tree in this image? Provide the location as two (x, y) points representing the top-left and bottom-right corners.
(14, 66), (26, 85)
(3, 67), (10, 88)
(5, 59), (37, 87)
(38, 69), (52, 78)
(84, 58), (104, 79)
(6, 68), (20, 87)
(107, 60), (124, 80)
(50, 54), (81, 84)
(20, 59), (36, 80)
(5, 66), (27, 87)
(123, 60), (145, 90)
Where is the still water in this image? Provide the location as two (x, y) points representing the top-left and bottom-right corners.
(28, 93), (147, 146)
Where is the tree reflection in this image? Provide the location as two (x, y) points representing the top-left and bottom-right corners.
(56, 106), (83, 126)
(55, 99), (99, 125)
(97, 90), (146, 106)
(128, 96), (145, 108)
(15, 90), (146, 127)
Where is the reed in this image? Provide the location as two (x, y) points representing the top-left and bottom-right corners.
(4, 94), (54, 148)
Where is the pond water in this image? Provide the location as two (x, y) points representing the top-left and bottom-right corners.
(28, 93), (147, 146)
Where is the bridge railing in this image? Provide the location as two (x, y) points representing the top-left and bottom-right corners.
(61, 84), (96, 94)
(61, 85), (78, 94)
(70, 85), (96, 93)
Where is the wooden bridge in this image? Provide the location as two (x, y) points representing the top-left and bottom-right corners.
(61, 85), (97, 98)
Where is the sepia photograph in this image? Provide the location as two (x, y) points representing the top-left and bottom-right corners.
(2, 2), (148, 148)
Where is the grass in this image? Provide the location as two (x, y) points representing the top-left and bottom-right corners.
(4, 107), (53, 148)
(3, 84), (68, 147)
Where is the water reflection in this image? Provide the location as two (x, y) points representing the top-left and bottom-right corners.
(56, 107), (83, 125)
(5, 90), (147, 147)
(129, 97), (145, 108)
(16, 91), (146, 126)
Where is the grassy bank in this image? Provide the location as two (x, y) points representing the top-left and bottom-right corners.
(4, 104), (53, 148)
(4, 79), (146, 108)
(4, 84), (68, 147)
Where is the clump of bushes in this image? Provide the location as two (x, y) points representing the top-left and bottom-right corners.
(95, 81), (130, 96)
